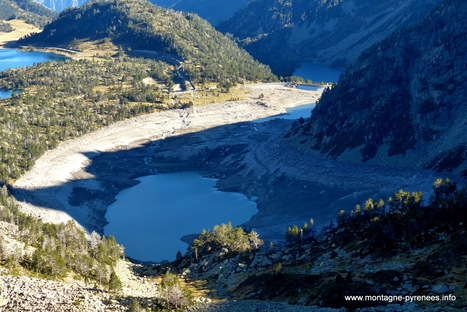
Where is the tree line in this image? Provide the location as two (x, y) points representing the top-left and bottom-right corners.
(0, 187), (124, 289)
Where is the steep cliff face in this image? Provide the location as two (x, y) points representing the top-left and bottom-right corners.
(218, 0), (443, 75)
(287, 0), (467, 176)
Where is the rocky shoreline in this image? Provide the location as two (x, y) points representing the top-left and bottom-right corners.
(2, 82), (465, 312)
(12, 83), (465, 247)
(12, 84), (321, 233)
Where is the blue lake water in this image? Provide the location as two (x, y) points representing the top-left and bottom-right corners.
(293, 62), (342, 83)
(296, 85), (324, 91)
(104, 172), (258, 262)
(104, 102), (317, 262)
(0, 90), (16, 98)
(283, 102), (316, 119)
(256, 102), (316, 123)
(0, 49), (66, 98)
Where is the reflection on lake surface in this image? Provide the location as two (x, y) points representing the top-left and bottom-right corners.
(104, 172), (257, 262)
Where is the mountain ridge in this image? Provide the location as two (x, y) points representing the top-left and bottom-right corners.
(33, 0), (86, 12)
(19, 0), (276, 84)
(31, 0), (250, 26)
(218, 0), (444, 75)
(151, 0), (251, 25)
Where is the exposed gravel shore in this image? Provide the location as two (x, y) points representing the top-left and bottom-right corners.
(12, 83), (465, 241)
(12, 84), (321, 232)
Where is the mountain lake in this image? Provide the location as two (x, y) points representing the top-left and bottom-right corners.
(0, 48), (342, 263)
(104, 173), (258, 262)
(293, 62), (342, 83)
(103, 101), (324, 262)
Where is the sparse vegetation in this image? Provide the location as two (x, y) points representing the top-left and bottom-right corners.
(158, 272), (192, 309)
(192, 222), (263, 259)
(293, 179), (466, 258)
(169, 179), (466, 310)
(0, 57), (172, 184)
(0, 20), (14, 32)
(285, 218), (316, 244)
(19, 0), (277, 85)
(0, 187), (124, 286)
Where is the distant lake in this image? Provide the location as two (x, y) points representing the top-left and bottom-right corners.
(256, 102), (317, 123)
(104, 172), (257, 262)
(293, 62), (342, 83)
(0, 49), (66, 98)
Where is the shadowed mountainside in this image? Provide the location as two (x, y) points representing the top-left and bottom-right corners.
(287, 0), (467, 177)
(151, 0), (251, 26)
(218, 0), (443, 76)
(32, 0), (250, 24)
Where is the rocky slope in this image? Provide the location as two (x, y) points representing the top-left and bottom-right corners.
(218, 0), (443, 75)
(0, 272), (119, 311)
(0, 260), (166, 311)
(287, 0), (467, 177)
(3, 177), (466, 310)
(150, 179), (467, 311)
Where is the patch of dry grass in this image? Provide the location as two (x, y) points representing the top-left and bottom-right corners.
(0, 20), (40, 47)
(173, 86), (249, 107)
